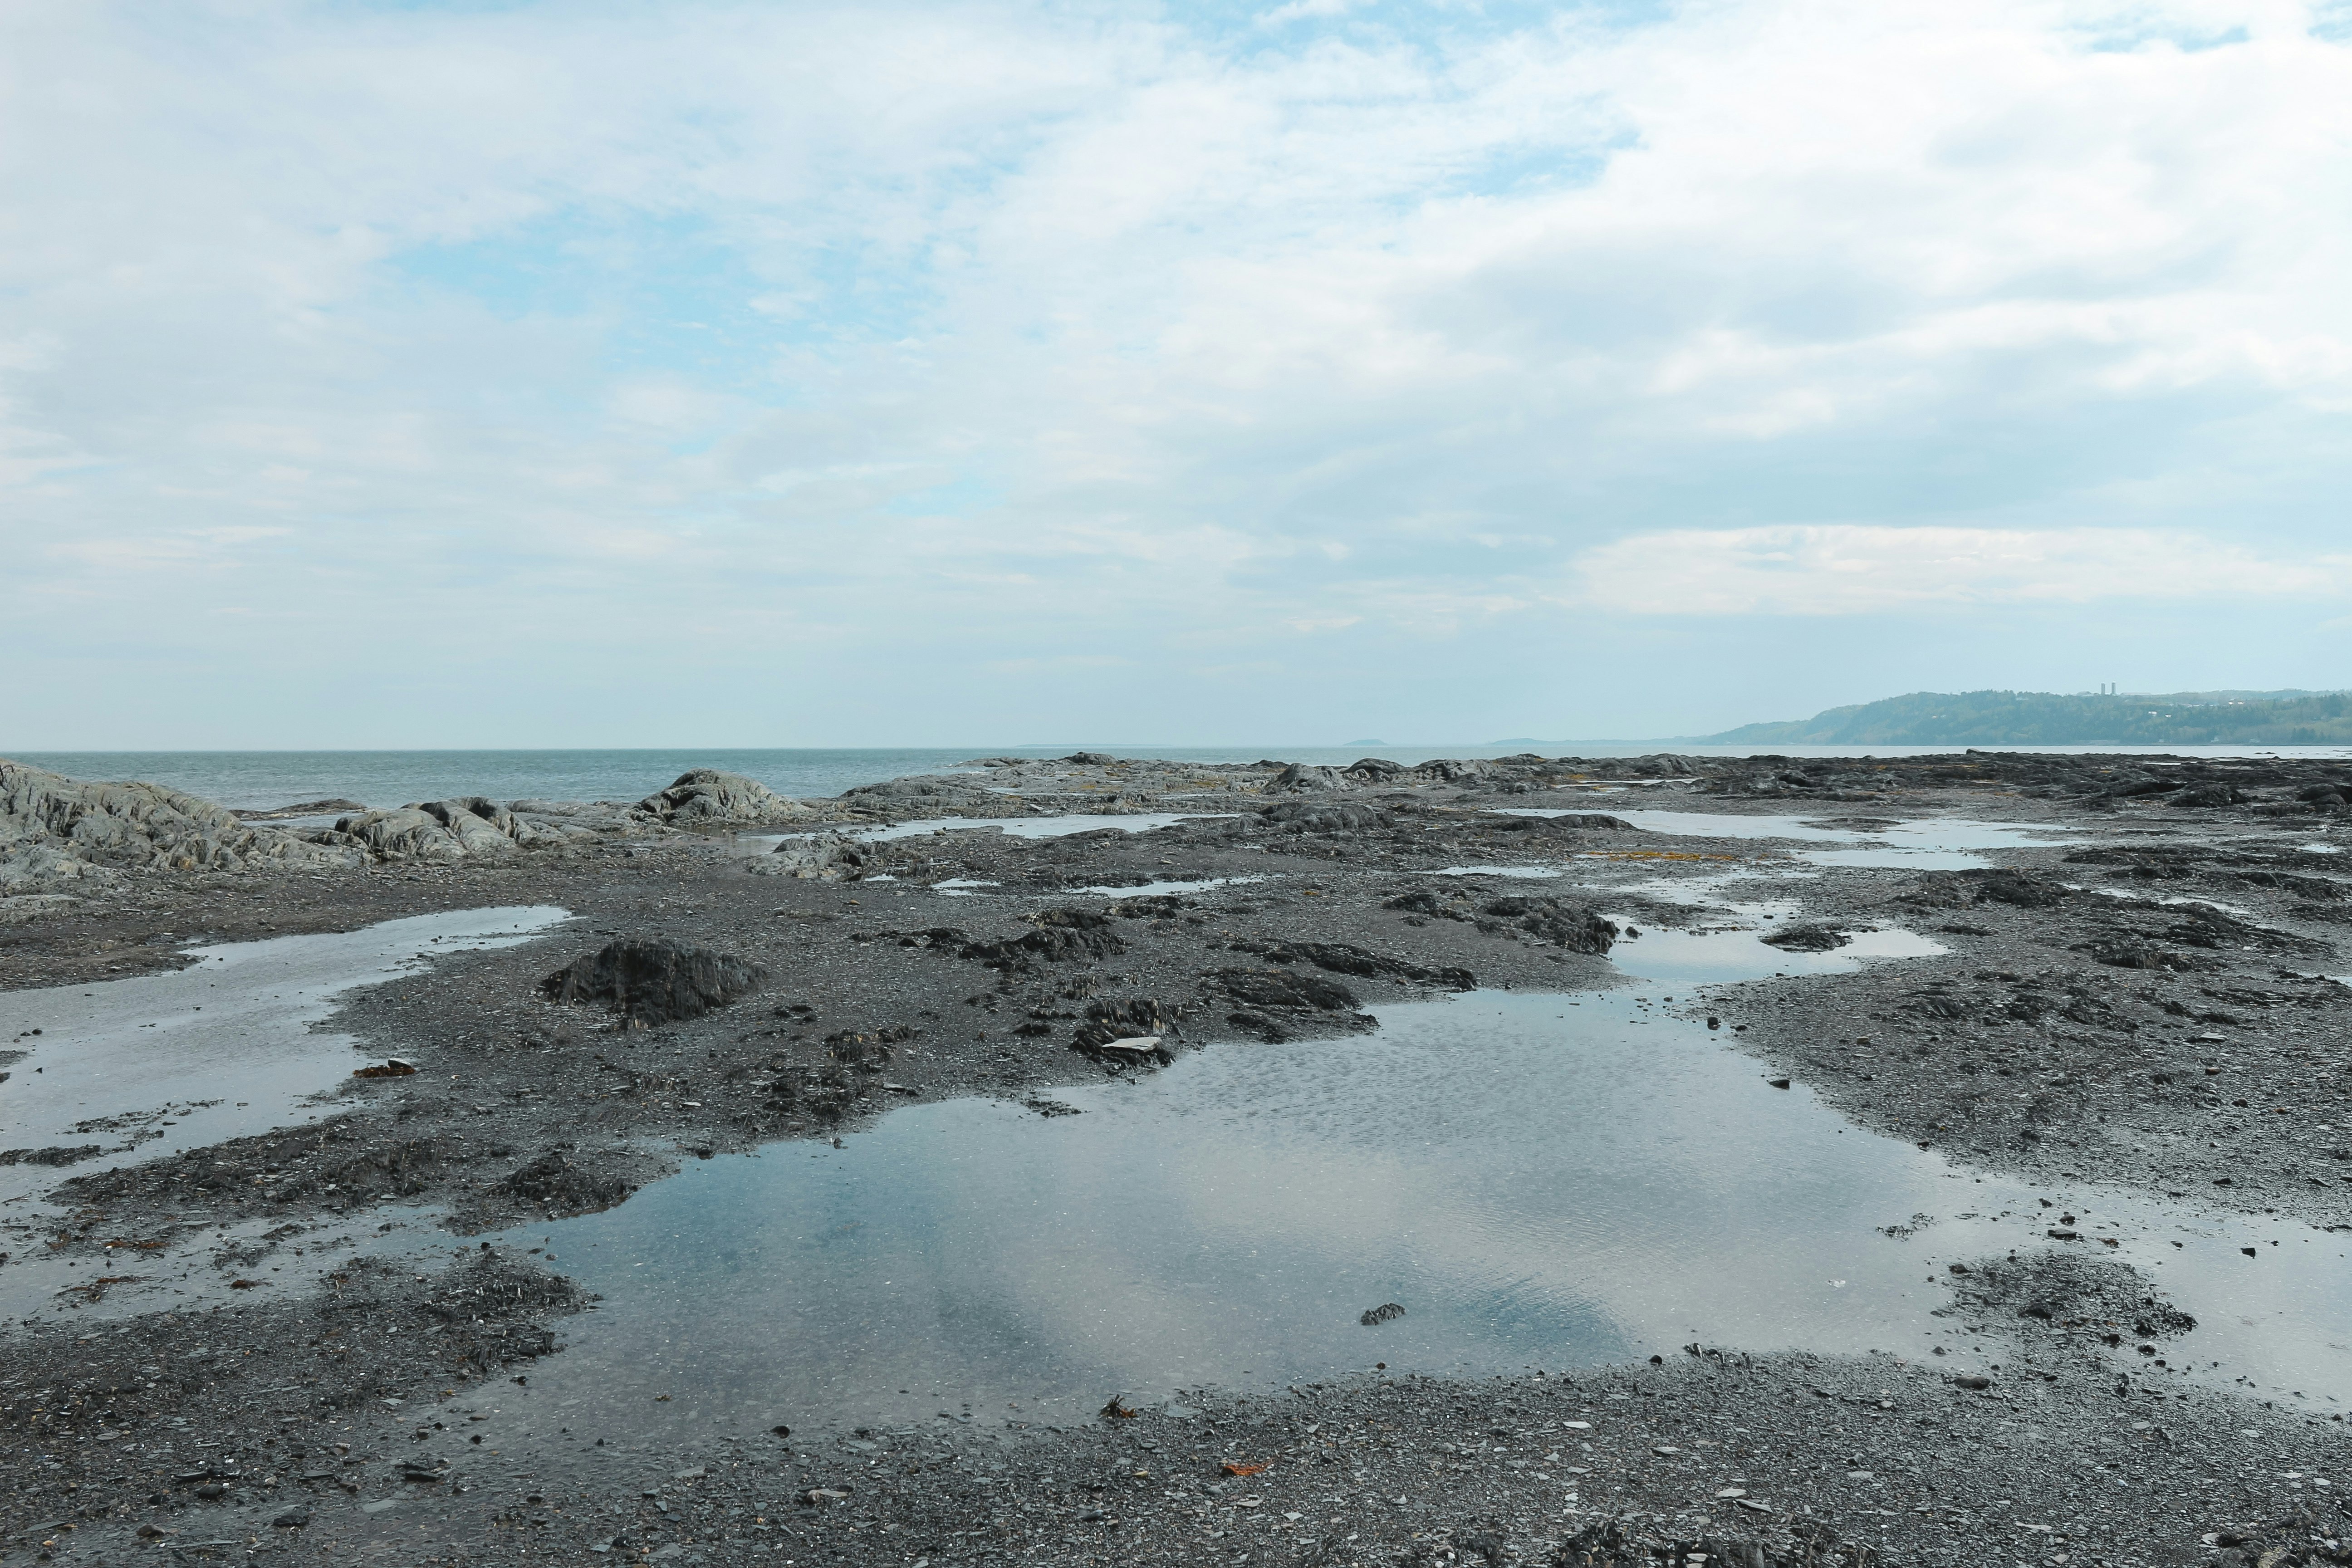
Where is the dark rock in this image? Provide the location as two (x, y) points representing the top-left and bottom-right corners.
(2075, 936), (2212, 972)
(2230, 869), (2346, 900)
(842, 777), (985, 804)
(1250, 938), (1473, 989)
(1384, 889), (1467, 919)
(1761, 923), (1851, 952)
(1264, 764), (1353, 793)
(1490, 812), (1638, 833)
(1480, 897), (1618, 953)
(1073, 999), (1176, 1051)
(1261, 800), (1387, 832)
(1950, 1249), (2195, 1340)
(960, 910), (1127, 970)
(826, 1025), (915, 1067)
(0, 1144), (103, 1167)
(501, 1151), (635, 1215)
(2157, 905), (2330, 956)
(1215, 968), (1362, 1012)
(539, 939), (766, 1026)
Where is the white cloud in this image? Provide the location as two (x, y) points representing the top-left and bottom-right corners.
(1575, 526), (2352, 615)
(1258, 0), (1366, 26)
(4, 0), (2352, 743)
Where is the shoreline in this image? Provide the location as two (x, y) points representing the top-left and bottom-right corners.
(1, 750), (2348, 1566)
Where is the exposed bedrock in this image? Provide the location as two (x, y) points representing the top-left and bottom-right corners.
(634, 768), (814, 824)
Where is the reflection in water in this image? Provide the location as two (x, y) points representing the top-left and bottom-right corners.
(0, 907), (572, 1211)
(866, 813), (1235, 842)
(1430, 866), (1562, 879)
(1496, 808), (2082, 871)
(491, 944), (2352, 1439)
(735, 813), (1235, 857)
(1607, 905), (1945, 984)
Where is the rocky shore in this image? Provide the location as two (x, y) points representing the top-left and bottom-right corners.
(2, 749), (2349, 1568)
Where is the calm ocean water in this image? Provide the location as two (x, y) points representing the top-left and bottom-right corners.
(11, 743), (2348, 813)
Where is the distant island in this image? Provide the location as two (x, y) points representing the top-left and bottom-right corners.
(1697, 689), (2352, 747)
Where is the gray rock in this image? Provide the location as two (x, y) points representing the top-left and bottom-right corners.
(748, 835), (871, 880)
(0, 892), (77, 924)
(636, 770), (812, 824)
(306, 798), (595, 862)
(233, 799), (364, 821)
(0, 758), (354, 888)
(1262, 800), (1387, 832)
(839, 776), (983, 805)
(1265, 764), (1354, 793)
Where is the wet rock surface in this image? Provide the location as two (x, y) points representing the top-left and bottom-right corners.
(2, 748), (2351, 1564)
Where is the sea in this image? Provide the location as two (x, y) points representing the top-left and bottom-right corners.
(9, 741), (2351, 813)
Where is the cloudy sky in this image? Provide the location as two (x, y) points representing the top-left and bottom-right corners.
(6, 0), (2350, 748)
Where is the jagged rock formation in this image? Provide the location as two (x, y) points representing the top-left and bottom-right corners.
(840, 776), (989, 806)
(1265, 763), (1353, 792)
(635, 769), (812, 824)
(304, 798), (597, 862)
(0, 761), (652, 887)
(0, 759), (354, 889)
(539, 939), (766, 1027)
(747, 833), (875, 880)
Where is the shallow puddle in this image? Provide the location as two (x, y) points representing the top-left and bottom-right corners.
(736, 813), (1236, 858)
(1430, 865), (1562, 879)
(935, 875), (1268, 899)
(1607, 910), (1944, 985)
(1499, 809), (2080, 871)
(484, 947), (2352, 1441)
(867, 813), (1231, 843)
(0, 907), (571, 1209)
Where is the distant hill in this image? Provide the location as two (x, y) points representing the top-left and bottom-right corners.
(1702, 689), (2352, 747)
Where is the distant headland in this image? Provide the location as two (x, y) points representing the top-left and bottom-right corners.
(1687, 688), (2352, 747)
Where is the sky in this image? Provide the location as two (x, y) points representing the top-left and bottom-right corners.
(5, 0), (2351, 749)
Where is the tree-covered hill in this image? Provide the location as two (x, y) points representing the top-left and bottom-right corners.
(1703, 689), (2352, 747)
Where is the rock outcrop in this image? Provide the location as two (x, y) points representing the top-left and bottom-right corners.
(0, 760), (634, 884)
(1264, 763), (1353, 793)
(839, 776), (987, 807)
(633, 770), (811, 825)
(747, 834), (874, 880)
(0, 759), (354, 889)
(539, 939), (766, 1027)
(305, 798), (593, 862)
